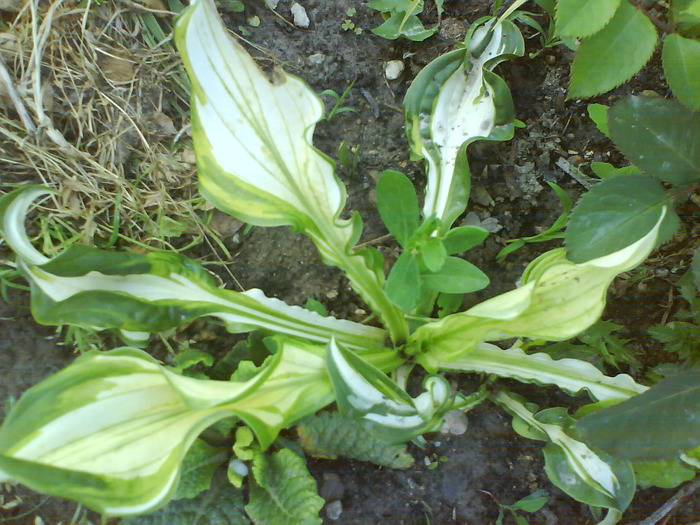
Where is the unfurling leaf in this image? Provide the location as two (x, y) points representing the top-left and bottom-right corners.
(246, 449), (324, 525)
(608, 96), (700, 185)
(565, 174), (679, 263)
(404, 17), (523, 230)
(577, 369), (700, 461)
(297, 411), (414, 468)
(569, 1), (657, 98)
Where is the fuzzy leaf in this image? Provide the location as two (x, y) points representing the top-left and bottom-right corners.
(413, 213), (666, 367)
(555, 0), (621, 38)
(246, 449), (324, 525)
(404, 18), (523, 230)
(376, 170), (419, 247)
(569, 1), (657, 98)
(173, 439), (226, 500)
(297, 411), (414, 468)
(577, 369), (700, 461)
(663, 34), (700, 111)
(121, 478), (249, 525)
(565, 174), (679, 263)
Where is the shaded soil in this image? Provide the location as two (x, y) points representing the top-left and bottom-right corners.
(1, 1), (699, 524)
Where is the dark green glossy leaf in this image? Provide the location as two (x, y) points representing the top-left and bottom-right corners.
(386, 252), (421, 311)
(555, 0), (621, 38)
(662, 33), (700, 111)
(608, 96), (700, 185)
(565, 174), (679, 263)
(577, 369), (700, 461)
(376, 170), (419, 247)
(421, 256), (489, 294)
(569, 1), (657, 98)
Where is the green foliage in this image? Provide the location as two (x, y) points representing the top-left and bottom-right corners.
(319, 82), (357, 121)
(121, 477), (249, 525)
(662, 34), (700, 110)
(368, 0), (443, 41)
(633, 459), (697, 489)
(245, 449), (324, 525)
(486, 489), (548, 525)
(174, 439), (228, 500)
(577, 369), (700, 461)
(296, 411), (414, 468)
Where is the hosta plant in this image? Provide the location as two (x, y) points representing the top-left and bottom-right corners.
(0, 1), (693, 524)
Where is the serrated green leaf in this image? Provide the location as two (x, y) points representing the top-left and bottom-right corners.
(122, 476), (249, 525)
(376, 170), (419, 247)
(296, 411), (414, 468)
(663, 33), (700, 110)
(173, 439), (227, 500)
(421, 256), (489, 294)
(587, 103), (609, 136)
(386, 252), (421, 311)
(608, 96), (700, 185)
(565, 174), (679, 263)
(569, 1), (657, 98)
(246, 449), (324, 525)
(633, 459), (697, 489)
(577, 369), (700, 461)
(555, 0), (621, 38)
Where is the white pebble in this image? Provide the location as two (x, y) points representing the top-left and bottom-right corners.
(385, 60), (405, 80)
(290, 3), (310, 28)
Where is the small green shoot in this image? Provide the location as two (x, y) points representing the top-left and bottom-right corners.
(320, 81), (357, 121)
(480, 488), (548, 525)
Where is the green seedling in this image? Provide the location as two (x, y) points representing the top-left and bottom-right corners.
(320, 81), (357, 121)
(368, 0), (444, 41)
(480, 488), (549, 525)
(0, 1), (692, 524)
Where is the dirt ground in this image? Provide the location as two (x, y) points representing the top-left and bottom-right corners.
(1, 0), (699, 524)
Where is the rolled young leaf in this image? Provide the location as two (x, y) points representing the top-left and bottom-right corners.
(404, 17), (523, 230)
(412, 209), (667, 368)
(0, 338), (334, 516)
(174, 0), (407, 342)
(0, 186), (386, 350)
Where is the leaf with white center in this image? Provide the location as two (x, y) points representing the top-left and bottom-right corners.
(438, 343), (646, 402)
(0, 339), (334, 515)
(493, 391), (635, 523)
(173, 0), (407, 342)
(0, 186), (386, 350)
(412, 210), (667, 368)
(404, 18), (523, 230)
(326, 339), (453, 443)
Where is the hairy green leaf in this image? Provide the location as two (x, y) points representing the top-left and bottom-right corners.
(173, 439), (226, 500)
(121, 478), (249, 525)
(421, 257), (489, 294)
(565, 174), (679, 263)
(246, 449), (324, 525)
(663, 34), (700, 110)
(297, 411), (414, 468)
(376, 170), (419, 247)
(569, 1), (657, 98)
(577, 369), (700, 461)
(555, 0), (621, 38)
(608, 96), (700, 185)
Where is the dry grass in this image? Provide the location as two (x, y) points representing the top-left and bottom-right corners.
(0, 0), (223, 255)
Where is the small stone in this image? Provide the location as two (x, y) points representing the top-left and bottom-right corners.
(265, 0), (279, 8)
(290, 3), (310, 28)
(441, 409), (468, 436)
(307, 53), (326, 66)
(385, 60), (405, 80)
(325, 500), (343, 520)
(320, 472), (345, 501)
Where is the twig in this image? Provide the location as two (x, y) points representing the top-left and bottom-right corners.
(628, 0), (674, 34)
(640, 477), (700, 525)
(0, 56), (36, 133)
(555, 157), (593, 189)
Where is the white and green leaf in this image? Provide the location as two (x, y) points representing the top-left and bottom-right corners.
(173, 0), (407, 342)
(0, 338), (334, 515)
(403, 18), (524, 230)
(412, 210), (667, 367)
(0, 186), (386, 350)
